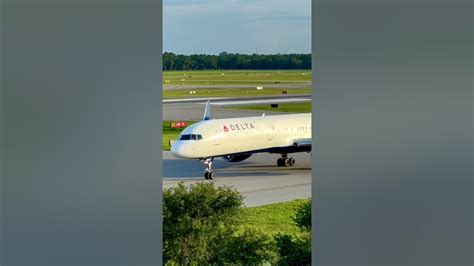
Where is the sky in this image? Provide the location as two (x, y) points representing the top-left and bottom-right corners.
(163, 0), (311, 55)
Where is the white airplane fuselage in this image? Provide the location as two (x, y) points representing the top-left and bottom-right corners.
(171, 113), (311, 159)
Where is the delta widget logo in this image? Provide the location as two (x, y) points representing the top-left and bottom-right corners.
(223, 123), (256, 132)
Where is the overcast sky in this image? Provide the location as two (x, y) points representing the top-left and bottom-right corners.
(163, 0), (311, 55)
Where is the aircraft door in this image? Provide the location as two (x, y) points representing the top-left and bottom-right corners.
(213, 125), (221, 146)
(266, 123), (274, 141)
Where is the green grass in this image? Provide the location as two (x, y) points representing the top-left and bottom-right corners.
(237, 199), (310, 236)
(164, 88), (311, 99)
(163, 120), (196, 151)
(163, 70), (311, 86)
(227, 102), (311, 113)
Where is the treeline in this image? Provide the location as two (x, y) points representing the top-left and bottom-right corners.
(163, 52), (311, 70)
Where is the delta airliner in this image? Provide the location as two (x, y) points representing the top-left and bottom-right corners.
(171, 102), (311, 179)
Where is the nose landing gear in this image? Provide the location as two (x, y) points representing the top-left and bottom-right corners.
(203, 157), (215, 180)
(277, 153), (295, 167)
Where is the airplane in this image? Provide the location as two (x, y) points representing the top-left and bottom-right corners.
(170, 101), (311, 180)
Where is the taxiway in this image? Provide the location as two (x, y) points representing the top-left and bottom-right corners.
(162, 151), (311, 207)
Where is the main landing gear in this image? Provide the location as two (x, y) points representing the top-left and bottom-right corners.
(277, 153), (295, 167)
(203, 157), (215, 180)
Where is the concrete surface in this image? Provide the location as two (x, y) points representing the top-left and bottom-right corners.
(163, 151), (312, 207)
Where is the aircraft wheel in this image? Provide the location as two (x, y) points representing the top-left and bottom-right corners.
(288, 157), (296, 166)
(204, 171), (215, 180)
(277, 158), (286, 167)
(285, 158), (295, 166)
(208, 171), (215, 180)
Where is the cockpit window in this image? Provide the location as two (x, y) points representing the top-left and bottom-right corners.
(179, 134), (191, 140)
(179, 134), (203, 141)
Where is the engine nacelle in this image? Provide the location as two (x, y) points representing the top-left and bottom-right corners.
(222, 154), (252, 162)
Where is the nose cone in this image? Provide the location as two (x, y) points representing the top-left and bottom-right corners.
(170, 141), (184, 158)
(170, 141), (193, 159)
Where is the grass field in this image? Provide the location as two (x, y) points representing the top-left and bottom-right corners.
(163, 70), (311, 86)
(238, 198), (310, 236)
(164, 87), (311, 99)
(227, 102), (311, 113)
(163, 120), (196, 151)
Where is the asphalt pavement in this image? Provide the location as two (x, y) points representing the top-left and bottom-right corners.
(163, 151), (312, 207)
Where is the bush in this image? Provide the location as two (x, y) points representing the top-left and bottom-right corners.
(275, 199), (312, 265)
(275, 233), (311, 265)
(163, 182), (243, 265)
(210, 228), (278, 264)
(164, 183), (312, 265)
(293, 200), (311, 230)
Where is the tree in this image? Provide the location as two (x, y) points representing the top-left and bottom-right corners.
(163, 52), (176, 70)
(275, 199), (312, 265)
(289, 54), (303, 69)
(163, 182), (243, 265)
(162, 52), (311, 70)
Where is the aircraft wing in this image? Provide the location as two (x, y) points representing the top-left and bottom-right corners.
(292, 138), (312, 147)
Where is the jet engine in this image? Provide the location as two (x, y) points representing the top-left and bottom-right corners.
(222, 154), (252, 162)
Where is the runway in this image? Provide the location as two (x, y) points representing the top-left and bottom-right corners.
(163, 94), (311, 120)
(163, 151), (312, 207)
